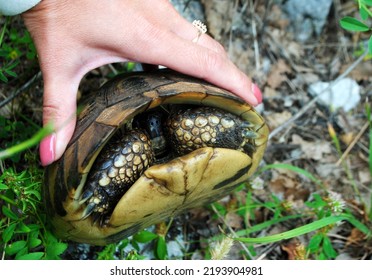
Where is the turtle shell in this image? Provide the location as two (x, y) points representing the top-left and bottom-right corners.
(44, 69), (269, 245)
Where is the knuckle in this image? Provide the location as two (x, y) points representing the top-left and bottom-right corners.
(42, 102), (73, 128)
(202, 50), (224, 73)
(213, 42), (227, 56)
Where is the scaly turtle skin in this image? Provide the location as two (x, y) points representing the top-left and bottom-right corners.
(44, 69), (269, 245)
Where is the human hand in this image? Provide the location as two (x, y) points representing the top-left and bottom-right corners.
(22, 0), (262, 166)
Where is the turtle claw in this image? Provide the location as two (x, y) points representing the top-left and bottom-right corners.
(81, 202), (97, 220)
(79, 189), (94, 205)
(242, 130), (258, 139)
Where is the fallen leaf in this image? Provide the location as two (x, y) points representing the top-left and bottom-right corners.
(267, 59), (291, 89)
(291, 134), (332, 161)
(346, 228), (366, 246)
(340, 132), (354, 146)
(263, 87), (279, 99)
(340, 60), (372, 81)
(358, 169), (371, 185)
(266, 111), (292, 129)
(282, 240), (306, 260)
(225, 212), (243, 230)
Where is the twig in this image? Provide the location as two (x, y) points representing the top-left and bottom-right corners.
(0, 71), (42, 108)
(269, 50), (369, 140)
(108, 64), (118, 76)
(255, 243), (278, 260)
(249, 1), (261, 70)
(211, 204), (254, 259)
(227, 0), (240, 58)
(335, 120), (370, 166)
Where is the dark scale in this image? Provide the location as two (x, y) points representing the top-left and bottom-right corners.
(79, 106), (258, 223)
(166, 107), (257, 157)
(80, 130), (154, 222)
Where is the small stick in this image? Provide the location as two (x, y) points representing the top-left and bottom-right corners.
(335, 120), (369, 166)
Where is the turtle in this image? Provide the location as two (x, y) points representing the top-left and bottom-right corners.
(44, 69), (269, 245)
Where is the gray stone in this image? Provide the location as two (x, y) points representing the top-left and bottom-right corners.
(283, 0), (333, 42)
(170, 0), (205, 23)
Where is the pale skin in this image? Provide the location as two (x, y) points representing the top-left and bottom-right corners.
(21, 0), (262, 166)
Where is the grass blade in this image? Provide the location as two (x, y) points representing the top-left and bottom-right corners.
(0, 123), (53, 160)
(259, 163), (325, 189)
(235, 214), (370, 244)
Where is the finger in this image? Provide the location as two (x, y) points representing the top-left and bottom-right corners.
(131, 29), (260, 105)
(151, 0), (227, 56)
(39, 73), (80, 166)
(170, 18), (227, 57)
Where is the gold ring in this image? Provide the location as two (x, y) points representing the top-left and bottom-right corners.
(192, 20), (207, 43)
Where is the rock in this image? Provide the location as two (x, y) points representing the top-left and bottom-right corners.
(309, 78), (361, 112)
(283, 0), (333, 42)
(170, 0), (205, 23)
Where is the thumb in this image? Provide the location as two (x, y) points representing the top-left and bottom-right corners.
(39, 74), (79, 166)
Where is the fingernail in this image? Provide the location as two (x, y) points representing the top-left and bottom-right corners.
(40, 133), (56, 166)
(251, 83), (263, 104)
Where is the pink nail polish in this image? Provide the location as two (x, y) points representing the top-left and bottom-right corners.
(40, 133), (56, 166)
(251, 83), (263, 104)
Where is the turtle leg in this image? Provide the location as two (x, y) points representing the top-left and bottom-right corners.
(79, 129), (154, 222)
(166, 106), (259, 157)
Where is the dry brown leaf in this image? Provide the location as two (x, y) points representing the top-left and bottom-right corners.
(340, 132), (355, 146)
(263, 87), (279, 99)
(291, 134), (332, 161)
(282, 240), (306, 260)
(267, 59), (291, 89)
(225, 212), (243, 230)
(270, 177), (297, 194)
(285, 41), (304, 59)
(358, 169), (371, 185)
(266, 4), (289, 30)
(340, 60), (372, 81)
(346, 228), (366, 246)
(266, 111), (292, 129)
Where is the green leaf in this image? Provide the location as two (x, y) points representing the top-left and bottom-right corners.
(17, 222), (31, 233)
(28, 238), (42, 249)
(15, 247), (28, 259)
(0, 183), (8, 190)
(0, 71), (8, 82)
(361, 0), (372, 6)
(2, 223), (17, 243)
(322, 236), (337, 259)
(6, 60), (19, 70)
(43, 230), (68, 259)
(368, 35), (372, 54)
(2, 205), (18, 220)
(307, 233), (323, 253)
(5, 240), (27, 256)
(4, 69), (17, 78)
(45, 242), (68, 259)
(340, 17), (370, 32)
(16, 252), (44, 260)
(156, 236), (167, 260)
(133, 230), (158, 243)
(360, 6), (369, 20)
(24, 189), (41, 200)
